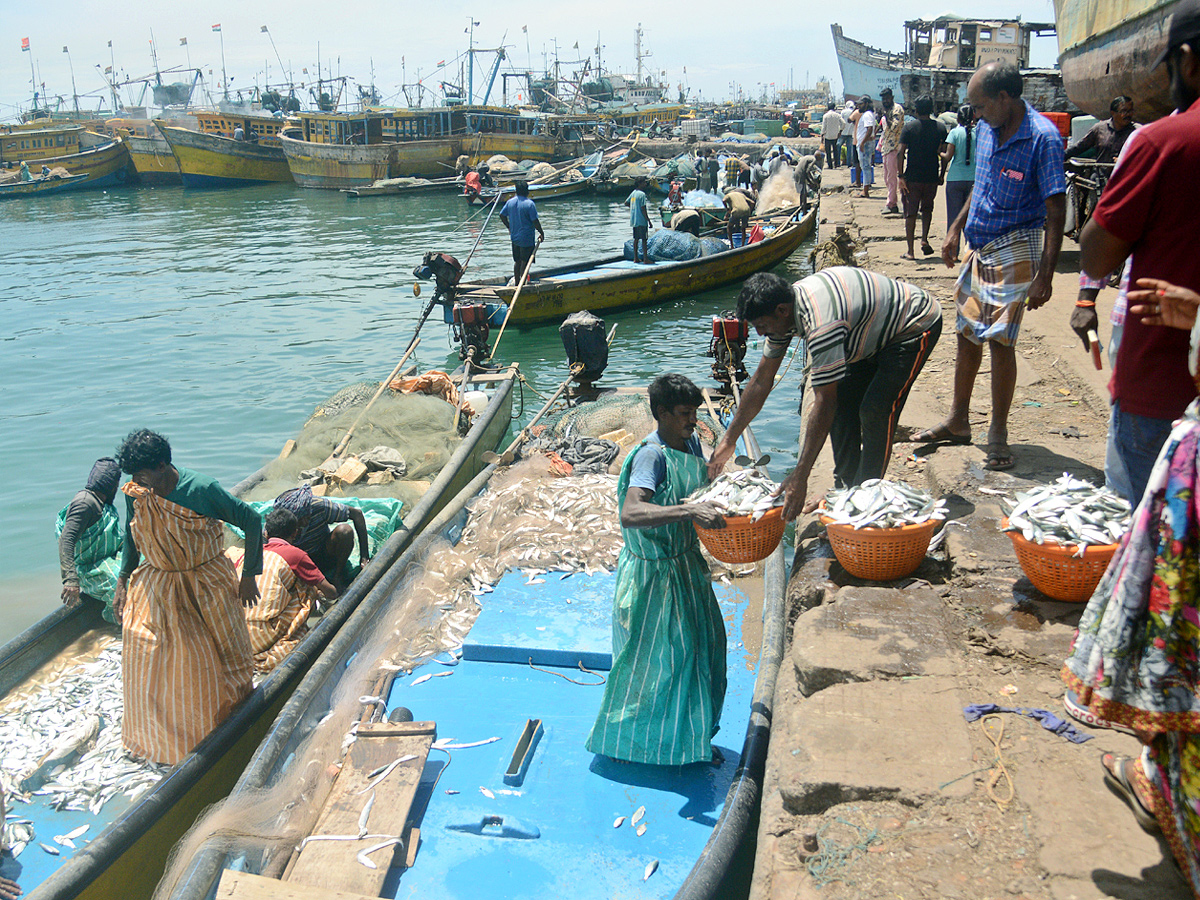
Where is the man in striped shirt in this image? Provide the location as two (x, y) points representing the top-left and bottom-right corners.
(710, 269), (942, 520)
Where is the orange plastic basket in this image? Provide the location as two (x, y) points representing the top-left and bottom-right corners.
(1002, 518), (1117, 602)
(694, 506), (786, 564)
(819, 515), (937, 581)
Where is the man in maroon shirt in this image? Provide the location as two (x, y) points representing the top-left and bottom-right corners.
(1080, 0), (1200, 501)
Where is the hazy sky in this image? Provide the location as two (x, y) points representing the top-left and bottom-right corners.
(1, 1), (1061, 120)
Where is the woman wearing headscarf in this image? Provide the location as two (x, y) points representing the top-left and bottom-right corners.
(56, 457), (123, 622)
(114, 429), (261, 765)
(1063, 278), (1200, 894)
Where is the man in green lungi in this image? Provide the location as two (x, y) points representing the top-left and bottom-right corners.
(57, 457), (123, 622)
(586, 374), (730, 766)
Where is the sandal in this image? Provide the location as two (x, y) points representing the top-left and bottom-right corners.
(1101, 753), (1160, 834)
(1063, 690), (1136, 735)
(900, 252), (917, 261)
(921, 241), (935, 256)
(984, 443), (1015, 471)
(913, 424), (972, 445)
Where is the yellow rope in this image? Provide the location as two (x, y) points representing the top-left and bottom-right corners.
(981, 714), (1014, 810)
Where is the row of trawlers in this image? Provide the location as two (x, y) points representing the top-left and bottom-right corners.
(0, 102), (675, 195)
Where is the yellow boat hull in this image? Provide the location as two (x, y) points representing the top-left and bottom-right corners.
(12, 140), (134, 188)
(280, 134), (459, 188)
(159, 126), (294, 187)
(125, 133), (181, 185)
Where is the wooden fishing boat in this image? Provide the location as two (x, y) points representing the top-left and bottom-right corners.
(0, 173), (90, 200)
(0, 128), (133, 189)
(155, 385), (787, 900)
(157, 124), (294, 188)
(0, 366), (518, 900)
(105, 118), (196, 186)
(342, 175), (462, 198)
(452, 204), (817, 326)
(657, 204), (726, 228)
(464, 177), (592, 205)
(1053, 0), (1175, 121)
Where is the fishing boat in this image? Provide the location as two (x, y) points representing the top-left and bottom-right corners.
(657, 204), (726, 228)
(450, 204), (817, 326)
(1053, 0), (1175, 121)
(0, 173), (90, 200)
(157, 113), (296, 188)
(464, 177), (592, 205)
(0, 127), (133, 189)
(0, 365), (518, 900)
(154, 383), (787, 900)
(831, 18), (1069, 112)
(105, 118), (194, 186)
(342, 175), (463, 198)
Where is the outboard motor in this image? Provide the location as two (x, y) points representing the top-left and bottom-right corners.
(560, 310), (608, 387)
(708, 312), (749, 391)
(451, 301), (491, 362)
(413, 251), (464, 306)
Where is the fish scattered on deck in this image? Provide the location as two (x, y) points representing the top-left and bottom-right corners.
(357, 837), (403, 869)
(613, 816), (626, 828)
(358, 791), (376, 837)
(644, 859), (659, 881)
(480, 787), (495, 800)
(822, 479), (947, 529)
(636, 823), (647, 837)
(40, 842), (59, 855)
(410, 673), (433, 686)
(631, 805), (645, 825)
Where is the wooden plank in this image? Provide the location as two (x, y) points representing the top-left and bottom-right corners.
(217, 869), (381, 900)
(284, 721), (435, 896)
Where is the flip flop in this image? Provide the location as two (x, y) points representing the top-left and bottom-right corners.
(1102, 753), (1160, 834)
(913, 425), (972, 445)
(900, 253), (917, 261)
(985, 444), (1015, 471)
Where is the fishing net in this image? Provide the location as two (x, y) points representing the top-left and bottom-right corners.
(240, 384), (465, 507)
(623, 230), (731, 262)
(652, 156), (697, 179)
(682, 188), (725, 208)
(526, 162), (555, 182)
(483, 154), (519, 173)
(611, 160), (656, 180)
(546, 392), (724, 449)
(756, 167), (804, 213)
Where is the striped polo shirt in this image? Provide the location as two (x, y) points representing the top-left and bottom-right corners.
(762, 267), (940, 387)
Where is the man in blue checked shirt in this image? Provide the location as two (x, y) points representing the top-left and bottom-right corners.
(915, 61), (1066, 472)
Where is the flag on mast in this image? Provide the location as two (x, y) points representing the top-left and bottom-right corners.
(21, 37), (30, 51)
(180, 37), (187, 46)
(212, 24), (221, 32)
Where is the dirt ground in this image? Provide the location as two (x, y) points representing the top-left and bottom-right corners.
(750, 165), (1192, 900)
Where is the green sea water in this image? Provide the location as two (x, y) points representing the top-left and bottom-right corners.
(0, 183), (816, 643)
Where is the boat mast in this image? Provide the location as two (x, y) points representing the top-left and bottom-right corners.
(63, 45), (80, 114)
(467, 16), (479, 105)
(216, 24), (229, 99)
(25, 39), (38, 114)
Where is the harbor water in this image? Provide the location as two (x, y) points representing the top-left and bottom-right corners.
(0, 184), (817, 644)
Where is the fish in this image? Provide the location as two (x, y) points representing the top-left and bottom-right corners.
(65, 824), (89, 840)
(479, 787), (495, 800)
(40, 843), (60, 855)
(54, 836), (76, 849)
(636, 824), (647, 837)
(613, 816), (626, 828)
(357, 754), (418, 794)
(433, 736), (501, 751)
(631, 805), (645, 825)
(358, 791), (376, 837)
(999, 474), (1131, 554)
(410, 673), (433, 686)
(445, 790), (460, 795)
(357, 837), (403, 869)
(822, 479), (947, 529)
(644, 859), (659, 881)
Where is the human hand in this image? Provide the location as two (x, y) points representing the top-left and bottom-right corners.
(707, 444), (733, 481)
(113, 580), (127, 623)
(1069, 304), (1099, 350)
(941, 229), (960, 268)
(61, 584), (81, 606)
(899, 177), (909, 197)
(688, 501), (728, 530)
(1127, 278), (1200, 331)
(1025, 271), (1054, 311)
(774, 470), (808, 523)
(239, 574), (260, 608)
(0, 874), (23, 900)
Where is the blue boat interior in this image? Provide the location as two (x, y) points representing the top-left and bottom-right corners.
(375, 566), (759, 899)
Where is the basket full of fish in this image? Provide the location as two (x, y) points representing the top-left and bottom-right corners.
(687, 469), (786, 564)
(999, 474), (1131, 602)
(819, 479), (947, 581)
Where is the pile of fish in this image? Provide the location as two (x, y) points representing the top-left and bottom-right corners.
(0, 642), (168, 833)
(1000, 473), (1131, 554)
(687, 469), (783, 522)
(822, 479), (947, 529)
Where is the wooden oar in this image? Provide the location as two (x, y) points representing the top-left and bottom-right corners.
(328, 338), (422, 460)
(487, 234), (542, 361)
(451, 351), (475, 433)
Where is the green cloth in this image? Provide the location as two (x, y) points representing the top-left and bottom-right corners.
(586, 438), (726, 765)
(56, 502), (122, 622)
(229, 496), (405, 573)
(121, 467), (264, 578)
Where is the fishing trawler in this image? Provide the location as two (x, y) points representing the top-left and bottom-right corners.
(0, 125), (132, 189)
(831, 17), (1069, 112)
(158, 111), (296, 188)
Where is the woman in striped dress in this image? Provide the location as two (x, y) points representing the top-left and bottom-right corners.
(586, 375), (729, 766)
(114, 429), (261, 766)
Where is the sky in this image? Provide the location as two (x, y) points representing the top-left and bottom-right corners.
(0, 0), (1062, 121)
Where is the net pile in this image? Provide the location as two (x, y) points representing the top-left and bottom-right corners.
(0, 639), (168, 826)
(756, 168), (803, 213)
(548, 393), (724, 448)
(242, 385), (463, 506)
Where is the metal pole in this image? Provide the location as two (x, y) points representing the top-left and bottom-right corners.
(219, 28), (228, 99)
(64, 47), (79, 114)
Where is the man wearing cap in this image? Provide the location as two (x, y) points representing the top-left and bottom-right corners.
(273, 485), (371, 593)
(57, 458), (123, 622)
(1079, 0), (1200, 502)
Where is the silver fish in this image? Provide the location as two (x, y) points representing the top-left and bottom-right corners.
(644, 859), (659, 881)
(479, 787), (495, 800)
(613, 816), (626, 828)
(631, 805), (645, 825)
(636, 823), (647, 837)
(64, 824), (89, 840)
(823, 479), (946, 529)
(40, 843), (60, 855)
(411, 673), (433, 686)
(357, 837), (403, 869)
(358, 791), (376, 837)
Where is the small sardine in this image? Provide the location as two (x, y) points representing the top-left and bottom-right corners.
(631, 805), (645, 825)
(357, 837), (403, 869)
(644, 859), (659, 881)
(358, 791), (376, 837)
(479, 787), (495, 800)
(64, 824), (89, 840)
(411, 673), (433, 686)
(637, 823), (647, 837)
(613, 816), (626, 828)
(40, 843), (60, 855)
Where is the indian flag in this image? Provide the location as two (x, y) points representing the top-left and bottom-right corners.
(212, 24), (221, 32)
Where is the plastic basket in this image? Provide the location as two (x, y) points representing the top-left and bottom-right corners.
(1002, 518), (1117, 602)
(819, 515), (937, 581)
(694, 506), (786, 564)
